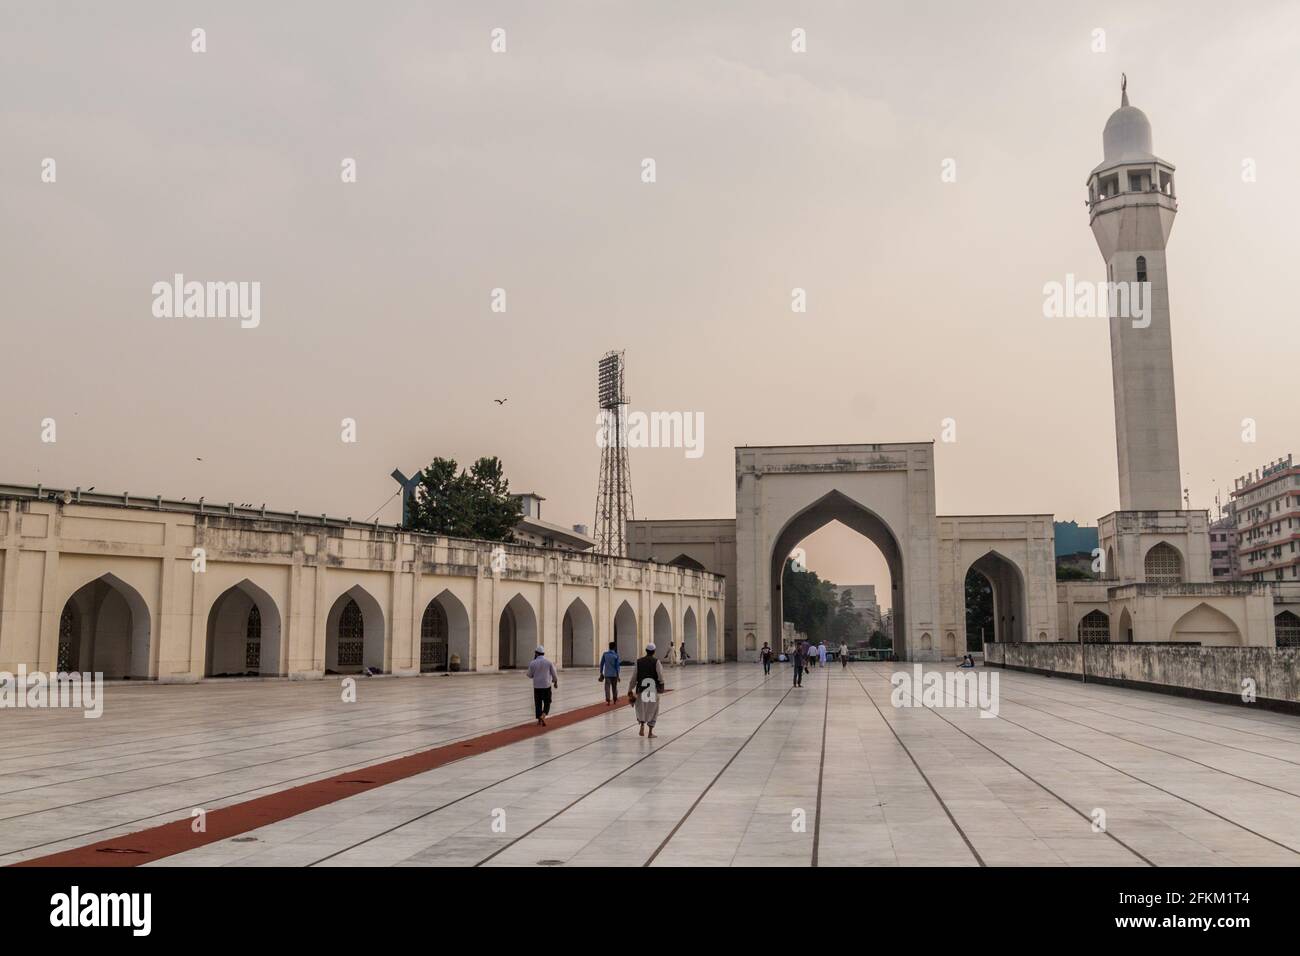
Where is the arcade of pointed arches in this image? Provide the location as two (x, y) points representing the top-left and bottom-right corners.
(43, 571), (723, 680)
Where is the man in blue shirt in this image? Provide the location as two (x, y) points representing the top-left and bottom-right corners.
(599, 641), (622, 705)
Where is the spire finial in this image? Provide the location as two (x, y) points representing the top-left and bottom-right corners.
(1120, 73), (1129, 107)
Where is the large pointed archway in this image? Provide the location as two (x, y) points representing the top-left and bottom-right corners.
(767, 490), (906, 659)
(736, 443), (937, 661)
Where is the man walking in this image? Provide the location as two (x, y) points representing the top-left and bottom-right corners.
(630, 643), (666, 738)
(598, 640), (621, 705)
(761, 642), (773, 676)
(818, 642), (828, 667)
(792, 642), (805, 688)
(840, 641), (850, 669)
(526, 645), (558, 726)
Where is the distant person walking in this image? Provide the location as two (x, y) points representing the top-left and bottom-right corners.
(526, 646), (558, 726)
(792, 643), (805, 688)
(664, 642), (677, 666)
(629, 643), (666, 737)
(679, 643), (690, 667)
(818, 642), (828, 667)
(599, 641), (621, 705)
(761, 642), (773, 676)
(840, 641), (849, 669)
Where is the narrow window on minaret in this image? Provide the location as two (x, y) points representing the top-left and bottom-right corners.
(1136, 256), (1147, 282)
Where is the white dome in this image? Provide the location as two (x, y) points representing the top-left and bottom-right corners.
(1103, 104), (1154, 163)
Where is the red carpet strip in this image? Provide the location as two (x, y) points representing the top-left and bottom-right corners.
(14, 695), (636, 867)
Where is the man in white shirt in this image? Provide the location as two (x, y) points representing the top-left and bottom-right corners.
(526, 646), (558, 726)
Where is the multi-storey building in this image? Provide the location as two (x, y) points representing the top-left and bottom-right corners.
(1209, 508), (1239, 581)
(835, 584), (882, 633)
(1232, 455), (1300, 583)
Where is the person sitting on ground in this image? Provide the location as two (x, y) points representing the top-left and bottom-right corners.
(957, 654), (975, 669)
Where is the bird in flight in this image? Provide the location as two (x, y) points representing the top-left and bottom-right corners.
(494, 398), (508, 405)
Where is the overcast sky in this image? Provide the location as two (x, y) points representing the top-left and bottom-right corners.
(4, 1), (1298, 604)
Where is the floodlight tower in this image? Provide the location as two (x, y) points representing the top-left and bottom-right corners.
(594, 350), (635, 555)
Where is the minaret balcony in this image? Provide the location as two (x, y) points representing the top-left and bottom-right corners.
(1087, 188), (1177, 224)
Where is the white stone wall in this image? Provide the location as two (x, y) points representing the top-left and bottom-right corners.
(0, 496), (724, 680)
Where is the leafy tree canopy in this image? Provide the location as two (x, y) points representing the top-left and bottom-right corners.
(405, 456), (523, 542)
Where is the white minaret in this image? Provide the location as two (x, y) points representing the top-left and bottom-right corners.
(1088, 76), (1182, 511)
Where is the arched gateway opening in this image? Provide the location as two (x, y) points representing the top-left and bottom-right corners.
(58, 573), (152, 679)
(964, 551), (1027, 645)
(769, 490), (905, 659)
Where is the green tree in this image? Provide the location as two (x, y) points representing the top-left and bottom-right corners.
(781, 559), (838, 642)
(1056, 564), (1094, 581)
(964, 569), (995, 650)
(406, 456), (523, 541)
(830, 589), (867, 643)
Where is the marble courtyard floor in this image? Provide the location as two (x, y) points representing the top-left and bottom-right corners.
(2, 662), (1299, 867)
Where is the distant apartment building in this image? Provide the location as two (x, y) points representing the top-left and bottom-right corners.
(1232, 456), (1300, 583)
(835, 584), (882, 632)
(1209, 509), (1239, 581)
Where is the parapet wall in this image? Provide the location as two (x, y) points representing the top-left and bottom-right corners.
(984, 641), (1300, 711)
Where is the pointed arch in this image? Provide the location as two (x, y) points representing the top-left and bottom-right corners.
(613, 599), (637, 662)
(965, 550), (1028, 644)
(682, 606), (698, 661)
(326, 585), (386, 674)
(60, 572), (152, 679)
(1171, 602), (1241, 645)
(1144, 541), (1184, 584)
(1116, 606), (1134, 643)
(1078, 609), (1110, 643)
(706, 608), (718, 662)
(562, 596), (595, 667)
(421, 589), (471, 672)
(205, 578), (283, 677)
(498, 593), (538, 669)
(768, 489), (905, 657)
(652, 603), (672, 652)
